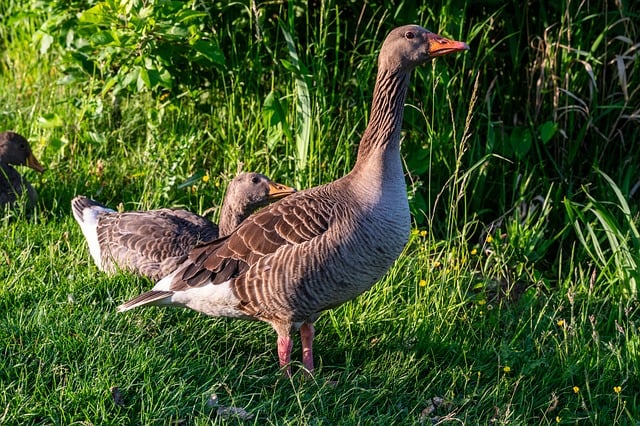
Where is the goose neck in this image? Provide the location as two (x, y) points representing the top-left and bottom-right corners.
(218, 202), (246, 237)
(354, 68), (411, 170)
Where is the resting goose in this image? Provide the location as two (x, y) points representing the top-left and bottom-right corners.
(0, 131), (45, 208)
(72, 172), (295, 281)
(118, 25), (469, 375)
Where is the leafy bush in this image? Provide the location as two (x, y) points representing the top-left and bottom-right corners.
(38, 0), (225, 96)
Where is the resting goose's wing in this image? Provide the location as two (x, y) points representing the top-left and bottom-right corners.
(98, 208), (219, 267)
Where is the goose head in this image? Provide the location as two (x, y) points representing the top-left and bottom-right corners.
(0, 131), (45, 172)
(225, 172), (297, 211)
(378, 25), (470, 72)
(217, 172), (296, 236)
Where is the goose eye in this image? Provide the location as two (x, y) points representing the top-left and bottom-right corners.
(252, 176), (260, 184)
(405, 31), (415, 40)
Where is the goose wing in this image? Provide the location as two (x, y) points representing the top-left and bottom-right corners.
(170, 188), (334, 291)
(98, 209), (219, 273)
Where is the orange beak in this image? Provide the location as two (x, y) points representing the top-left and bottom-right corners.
(27, 152), (45, 173)
(426, 32), (470, 58)
(267, 181), (297, 200)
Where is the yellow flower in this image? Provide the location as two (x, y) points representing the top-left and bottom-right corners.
(573, 386), (580, 394)
(411, 229), (419, 236)
(470, 248), (478, 255)
(419, 230), (427, 237)
(486, 234), (493, 243)
(503, 366), (511, 373)
(478, 299), (487, 306)
(419, 279), (427, 287)
(557, 319), (565, 327)
(202, 174), (210, 183)
(614, 386), (622, 394)
(556, 416), (561, 423)
(433, 260), (441, 268)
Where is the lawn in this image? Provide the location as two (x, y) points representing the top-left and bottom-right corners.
(1, 0), (639, 424)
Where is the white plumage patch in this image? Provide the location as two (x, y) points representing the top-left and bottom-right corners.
(73, 203), (114, 269)
(151, 269), (179, 291)
(166, 279), (248, 319)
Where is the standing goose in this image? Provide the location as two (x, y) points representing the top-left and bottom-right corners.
(72, 172), (296, 281)
(0, 131), (45, 208)
(118, 25), (469, 375)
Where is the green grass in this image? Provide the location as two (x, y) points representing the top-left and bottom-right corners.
(1, 0), (639, 424)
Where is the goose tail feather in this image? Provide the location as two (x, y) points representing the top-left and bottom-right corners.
(71, 195), (114, 225)
(117, 290), (174, 312)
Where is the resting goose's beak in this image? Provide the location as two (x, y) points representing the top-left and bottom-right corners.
(27, 152), (45, 173)
(268, 181), (297, 200)
(426, 32), (470, 58)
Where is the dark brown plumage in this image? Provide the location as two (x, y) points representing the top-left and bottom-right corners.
(0, 131), (44, 208)
(118, 25), (469, 375)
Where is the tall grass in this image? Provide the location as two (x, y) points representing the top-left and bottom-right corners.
(565, 170), (640, 298)
(1, 0), (638, 423)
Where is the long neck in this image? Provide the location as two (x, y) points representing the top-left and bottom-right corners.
(353, 68), (411, 169)
(218, 194), (250, 237)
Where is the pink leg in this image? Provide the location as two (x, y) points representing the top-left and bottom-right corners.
(277, 334), (293, 376)
(300, 322), (315, 375)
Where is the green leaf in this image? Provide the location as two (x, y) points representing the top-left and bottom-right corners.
(90, 30), (115, 46)
(70, 51), (99, 76)
(37, 31), (54, 55)
(192, 40), (226, 66)
(100, 77), (118, 96)
(158, 68), (173, 89)
(409, 190), (428, 224)
(79, 3), (113, 26)
(162, 24), (189, 38)
(120, 67), (139, 90)
(137, 66), (151, 91)
(37, 113), (64, 129)
(175, 10), (208, 24)
(404, 144), (430, 175)
(178, 169), (206, 189)
(281, 25), (311, 173)
(280, 59), (297, 74)
(263, 90), (293, 148)
(597, 169), (640, 240)
(48, 137), (67, 152)
(510, 127), (532, 159)
(138, 6), (154, 20)
(539, 121), (557, 144)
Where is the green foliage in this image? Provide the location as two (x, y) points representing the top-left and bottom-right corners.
(281, 25), (312, 177)
(565, 170), (640, 298)
(434, 0), (640, 235)
(38, 0), (224, 95)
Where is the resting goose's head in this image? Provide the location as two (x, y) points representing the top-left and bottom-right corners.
(379, 25), (470, 72)
(226, 172), (296, 212)
(0, 131), (45, 172)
